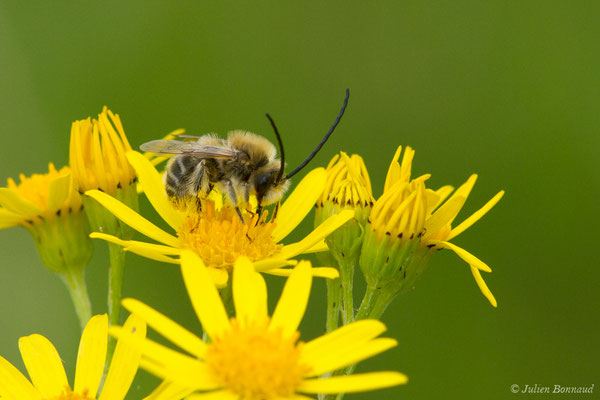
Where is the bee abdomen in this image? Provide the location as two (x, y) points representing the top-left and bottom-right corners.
(166, 155), (202, 197)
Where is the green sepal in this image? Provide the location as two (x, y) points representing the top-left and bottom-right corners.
(27, 209), (93, 275)
(83, 183), (139, 240)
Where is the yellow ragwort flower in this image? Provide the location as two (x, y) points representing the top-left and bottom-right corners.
(317, 152), (373, 210)
(86, 151), (354, 286)
(111, 251), (407, 400)
(316, 151), (374, 241)
(0, 314), (145, 400)
(362, 146), (504, 307)
(315, 152), (376, 325)
(0, 163), (92, 275)
(69, 107), (136, 195)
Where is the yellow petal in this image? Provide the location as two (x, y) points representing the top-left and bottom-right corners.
(126, 151), (184, 231)
(383, 146), (402, 192)
(0, 209), (22, 229)
(85, 190), (180, 247)
(423, 195), (466, 239)
(136, 352), (218, 391)
(429, 240), (492, 272)
(233, 257), (268, 325)
(299, 371), (408, 394)
(186, 390), (239, 400)
(304, 239), (328, 253)
(0, 355), (40, 400)
(272, 168), (327, 242)
(18, 334), (69, 398)
(122, 298), (207, 358)
(208, 267), (229, 288)
(180, 251), (230, 339)
(142, 381), (196, 400)
(124, 246), (180, 264)
(90, 232), (181, 256)
(90, 232), (181, 264)
(470, 266), (498, 307)
(448, 190), (505, 240)
(100, 314), (146, 400)
(269, 261), (312, 339)
(109, 326), (214, 389)
(453, 173), (478, 200)
(265, 267), (339, 279)
(91, 233), (181, 255)
(431, 185), (454, 212)
(303, 338), (397, 376)
(424, 174), (478, 236)
(301, 320), (389, 376)
(74, 314), (108, 397)
(0, 188), (41, 218)
(253, 258), (297, 272)
(277, 210), (354, 260)
(47, 173), (72, 212)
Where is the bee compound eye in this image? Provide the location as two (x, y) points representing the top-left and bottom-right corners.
(257, 175), (269, 187)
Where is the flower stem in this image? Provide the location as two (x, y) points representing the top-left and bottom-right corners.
(108, 242), (126, 327)
(60, 270), (92, 330)
(356, 281), (399, 320)
(326, 278), (342, 332)
(105, 242), (126, 370)
(339, 257), (355, 325)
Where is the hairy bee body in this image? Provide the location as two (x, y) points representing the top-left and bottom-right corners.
(144, 131), (290, 209)
(140, 89), (350, 215)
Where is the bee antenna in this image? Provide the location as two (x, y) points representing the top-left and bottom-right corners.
(265, 113), (286, 182)
(285, 88), (349, 180)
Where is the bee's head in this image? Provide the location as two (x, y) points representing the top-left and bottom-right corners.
(254, 166), (290, 206)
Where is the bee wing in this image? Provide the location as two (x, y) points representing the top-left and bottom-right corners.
(139, 140), (236, 158)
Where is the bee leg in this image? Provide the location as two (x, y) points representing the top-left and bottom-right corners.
(225, 180), (245, 223)
(272, 202), (280, 219)
(254, 205), (263, 226)
(235, 206), (244, 223)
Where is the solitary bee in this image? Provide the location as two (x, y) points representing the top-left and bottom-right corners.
(140, 89), (349, 220)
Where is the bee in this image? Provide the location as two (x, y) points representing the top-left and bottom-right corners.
(140, 89), (349, 220)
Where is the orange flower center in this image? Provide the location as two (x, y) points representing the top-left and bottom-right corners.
(178, 201), (281, 270)
(46, 388), (94, 400)
(205, 318), (311, 400)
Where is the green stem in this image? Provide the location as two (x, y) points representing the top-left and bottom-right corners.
(106, 242), (126, 371)
(326, 278), (341, 332)
(108, 243), (126, 327)
(355, 281), (400, 320)
(60, 270), (92, 330)
(328, 283), (400, 400)
(339, 258), (355, 325)
(367, 287), (398, 320)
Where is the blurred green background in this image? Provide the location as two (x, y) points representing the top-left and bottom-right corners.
(1, 1), (598, 399)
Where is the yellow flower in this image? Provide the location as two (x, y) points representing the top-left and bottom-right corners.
(86, 151), (354, 286)
(315, 152), (375, 325)
(69, 107), (136, 195)
(111, 252), (407, 400)
(0, 164), (93, 326)
(316, 151), (374, 245)
(361, 146), (504, 307)
(0, 314), (146, 400)
(0, 163), (83, 230)
(317, 152), (373, 210)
